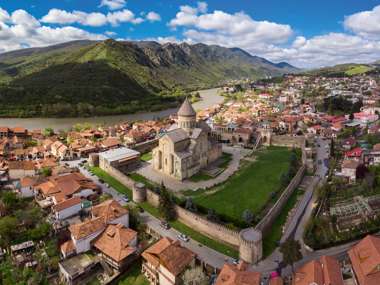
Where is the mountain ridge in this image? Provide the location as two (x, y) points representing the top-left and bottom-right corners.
(0, 39), (298, 117)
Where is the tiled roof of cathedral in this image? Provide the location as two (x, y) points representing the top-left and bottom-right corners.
(178, 97), (196, 117)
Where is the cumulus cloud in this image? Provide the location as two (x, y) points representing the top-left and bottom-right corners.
(167, 3), (380, 68)
(146, 11), (161, 22)
(41, 8), (144, 27)
(99, 0), (126, 10)
(41, 9), (107, 27)
(0, 7), (105, 53)
(344, 5), (380, 39)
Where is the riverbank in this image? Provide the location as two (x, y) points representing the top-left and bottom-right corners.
(0, 88), (222, 130)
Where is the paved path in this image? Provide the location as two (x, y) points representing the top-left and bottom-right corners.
(63, 159), (231, 269)
(136, 145), (250, 192)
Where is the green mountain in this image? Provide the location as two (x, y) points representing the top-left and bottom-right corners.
(0, 39), (298, 117)
(305, 63), (375, 77)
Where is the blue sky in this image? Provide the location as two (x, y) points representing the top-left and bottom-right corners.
(1, 0), (380, 67)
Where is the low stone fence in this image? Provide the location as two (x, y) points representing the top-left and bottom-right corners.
(255, 164), (306, 236)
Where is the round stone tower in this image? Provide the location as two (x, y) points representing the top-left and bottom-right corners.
(132, 182), (147, 203)
(239, 228), (263, 264)
(177, 97), (197, 132)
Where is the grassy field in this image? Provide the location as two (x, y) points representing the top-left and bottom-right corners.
(140, 152), (152, 162)
(117, 261), (149, 285)
(262, 188), (300, 257)
(193, 147), (292, 224)
(345, 65), (373, 76)
(90, 167), (132, 197)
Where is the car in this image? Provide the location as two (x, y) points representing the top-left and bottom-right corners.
(232, 259), (239, 265)
(160, 221), (170, 230)
(318, 159), (322, 165)
(177, 233), (189, 242)
(122, 196), (129, 203)
(105, 183), (110, 187)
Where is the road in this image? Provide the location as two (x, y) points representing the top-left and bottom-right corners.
(63, 159), (232, 269)
(251, 136), (332, 277)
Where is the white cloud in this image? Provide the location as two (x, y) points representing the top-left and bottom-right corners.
(99, 0), (126, 10)
(344, 5), (380, 39)
(41, 8), (144, 27)
(146, 11), (161, 22)
(0, 8), (106, 53)
(41, 9), (107, 27)
(105, 30), (117, 36)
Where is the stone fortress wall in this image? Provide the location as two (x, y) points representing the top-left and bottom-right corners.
(97, 134), (309, 264)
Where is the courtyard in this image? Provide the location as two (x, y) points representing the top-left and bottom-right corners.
(190, 146), (293, 226)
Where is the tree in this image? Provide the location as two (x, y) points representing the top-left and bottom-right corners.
(279, 239), (302, 273)
(42, 128), (54, 137)
(356, 164), (369, 180)
(330, 138), (335, 158)
(0, 216), (18, 247)
(41, 167), (52, 177)
(182, 266), (209, 285)
(158, 184), (177, 221)
(242, 209), (254, 225)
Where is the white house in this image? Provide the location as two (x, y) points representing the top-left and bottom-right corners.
(341, 160), (360, 182)
(52, 197), (82, 221)
(8, 161), (36, 180)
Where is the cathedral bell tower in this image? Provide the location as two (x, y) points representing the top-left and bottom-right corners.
(177, 97), (197, 132)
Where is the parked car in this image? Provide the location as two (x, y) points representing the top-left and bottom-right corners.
(160, 221), (170, 230)
(177, 233), (189, 242)
(122, 196), (129, 203)
(232, 259), (239, 265)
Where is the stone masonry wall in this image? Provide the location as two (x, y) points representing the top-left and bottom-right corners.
(255, 165), (306, 236)
(175, 206), (240, 247)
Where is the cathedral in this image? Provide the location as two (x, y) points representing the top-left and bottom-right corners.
(152, 98), (222, 180)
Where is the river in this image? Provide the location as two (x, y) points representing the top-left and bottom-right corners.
(0, 88), (223, 130)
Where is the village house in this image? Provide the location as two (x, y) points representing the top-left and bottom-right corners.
(51, 141), (69, 160)
(293, 255), (344, 285)
(8, 160), (36, 180)
(142, 237), (196, 285)
(215, 262), (261, 285)
(349, 235), (380, 285)
(52, 197), (83, 221)
(61, 199), (129, 257)
(93, 224), (138, 270)
(341, 160), (360, 182)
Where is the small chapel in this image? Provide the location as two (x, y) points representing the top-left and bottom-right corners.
(152, 98), (222, 180)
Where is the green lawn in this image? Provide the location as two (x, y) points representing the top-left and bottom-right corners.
(193, 147), (292, 224)
(117, 261), (149, 285)
(262, 188), (300, 257)
(140, 152), (152, 162)
(90, 167), (132, 197)
(345, 65), (373, 76)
